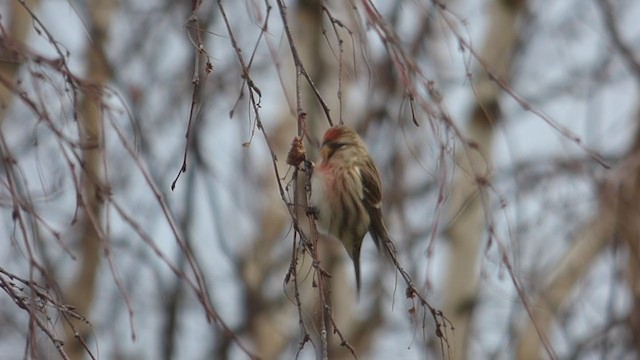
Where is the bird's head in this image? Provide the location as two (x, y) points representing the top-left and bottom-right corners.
(319, 125), (366, 164)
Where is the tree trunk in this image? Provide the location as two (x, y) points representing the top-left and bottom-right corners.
(442, 1), (524, 359)
(62, 1), (115, 358)
(0, 0), (40, 124)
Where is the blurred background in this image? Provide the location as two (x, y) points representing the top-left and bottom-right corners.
(0, 0), (639, 359)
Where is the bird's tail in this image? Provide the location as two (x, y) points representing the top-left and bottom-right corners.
(353, 253), (362, 296)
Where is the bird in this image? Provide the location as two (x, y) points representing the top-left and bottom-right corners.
(311, 125), (392, 293)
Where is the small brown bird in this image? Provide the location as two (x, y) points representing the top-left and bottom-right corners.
(311, 125), (392, 293)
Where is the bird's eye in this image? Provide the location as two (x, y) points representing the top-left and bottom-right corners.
(321, 141), (348, 159)
(321, 140), (347, 149)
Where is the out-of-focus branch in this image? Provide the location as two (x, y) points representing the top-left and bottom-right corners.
(516, 109), (640, 359)
(629, 242), (640, 355)
(516, 2), (640, 356)
(62, 1), (115, 358)
(597, 0), (640, 80)
(515, 194), (615, 359)
(619, 120), (640, 356)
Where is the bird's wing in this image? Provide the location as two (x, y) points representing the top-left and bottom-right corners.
(360, 156), (383, 208)
(360, 156), (393, 255)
